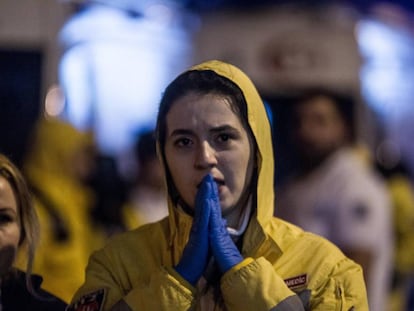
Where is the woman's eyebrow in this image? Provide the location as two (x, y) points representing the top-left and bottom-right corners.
(169, 125), (238, 137)
(210, 125), (238, 134)
(169, 128), (194, 137)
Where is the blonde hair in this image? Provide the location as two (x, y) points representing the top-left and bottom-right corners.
(0, 153), (39, 291)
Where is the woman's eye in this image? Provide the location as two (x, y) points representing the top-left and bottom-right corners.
(218, 133), (232, 142)
(0, 214), (13, 224)
(175, 137), (192, 147)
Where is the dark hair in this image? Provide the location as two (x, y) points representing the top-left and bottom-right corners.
(155, 69), (252, 203)
(156, 69), (250, 147)
(134, 129), (157, 165)
(294, 87), (356, 141)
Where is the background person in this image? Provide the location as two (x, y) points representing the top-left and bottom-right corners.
(18, 117), (105, 303)
(88, 154), (128, 237)
(276, 88), (394, 311)
(0, 153), (67, 310)
(68, 60), (368, 310)
(122, 128), (168, 229)
(375, 143), (414, 311)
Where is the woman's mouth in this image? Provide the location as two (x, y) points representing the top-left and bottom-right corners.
(214, 178), (225, 194)
(196, 177), (224, 191)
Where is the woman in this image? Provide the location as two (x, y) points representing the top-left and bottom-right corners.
(0, 153), (67, 310)
(68, 60), (368, 310)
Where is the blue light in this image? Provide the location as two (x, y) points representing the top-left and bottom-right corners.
(357, 19), (414, 118)
(58, 3), (193, 157)
(357, 17), (414, 175)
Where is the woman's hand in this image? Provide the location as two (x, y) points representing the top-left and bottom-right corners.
(175, 174), (244, 285)
(174, 174), (212, 285)
(207, 175), (243, 274)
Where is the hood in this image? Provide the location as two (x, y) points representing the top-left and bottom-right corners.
(164, 60), (275, 246)
(24, 117), (94, 182)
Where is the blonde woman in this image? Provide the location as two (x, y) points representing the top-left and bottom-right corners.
(0, 153), (66, 310)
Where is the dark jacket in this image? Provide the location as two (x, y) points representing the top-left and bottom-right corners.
(1, 269), (67, 311)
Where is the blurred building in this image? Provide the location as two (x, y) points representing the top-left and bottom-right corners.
(0, 0), (414, 180)
(190, 1), (414, 183)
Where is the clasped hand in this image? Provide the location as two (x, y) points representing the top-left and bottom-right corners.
(175, 174), (243, 285)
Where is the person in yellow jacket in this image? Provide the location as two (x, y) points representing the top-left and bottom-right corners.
(17, 117), (105, 303)
(375, 159), (414, 311)
(68, 60), (368, 310)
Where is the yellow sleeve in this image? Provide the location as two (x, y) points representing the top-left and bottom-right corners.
(69, 249), (195, 311)
(310, 258), (368, 310)
(221, 256), (367, 311)
(221, 257), (304, 310)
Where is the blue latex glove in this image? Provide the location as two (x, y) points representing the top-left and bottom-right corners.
(175, 174), (212, 285)
(208, 177), (243, 273)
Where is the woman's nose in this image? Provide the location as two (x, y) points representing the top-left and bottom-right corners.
(194, 141), (217, 169)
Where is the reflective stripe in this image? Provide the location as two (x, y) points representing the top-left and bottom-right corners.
(270, 294), (305, 311)
(110, 299), (133, 311)
(297, 289), (311, 310)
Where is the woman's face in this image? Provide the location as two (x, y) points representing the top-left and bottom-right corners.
(0, 176), (20, 276)
(164, 92), (254, 218)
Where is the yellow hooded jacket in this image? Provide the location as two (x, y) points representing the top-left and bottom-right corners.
(18, 118), (104, 303)
(69, 61), (368, 310)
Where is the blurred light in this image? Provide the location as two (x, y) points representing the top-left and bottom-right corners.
(44, 84), (65, 117)
(356, 19), (414, 118)
(58, 3), (193, 157)
(357, 17), (414, 176)
(145, 4), (173, 23)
